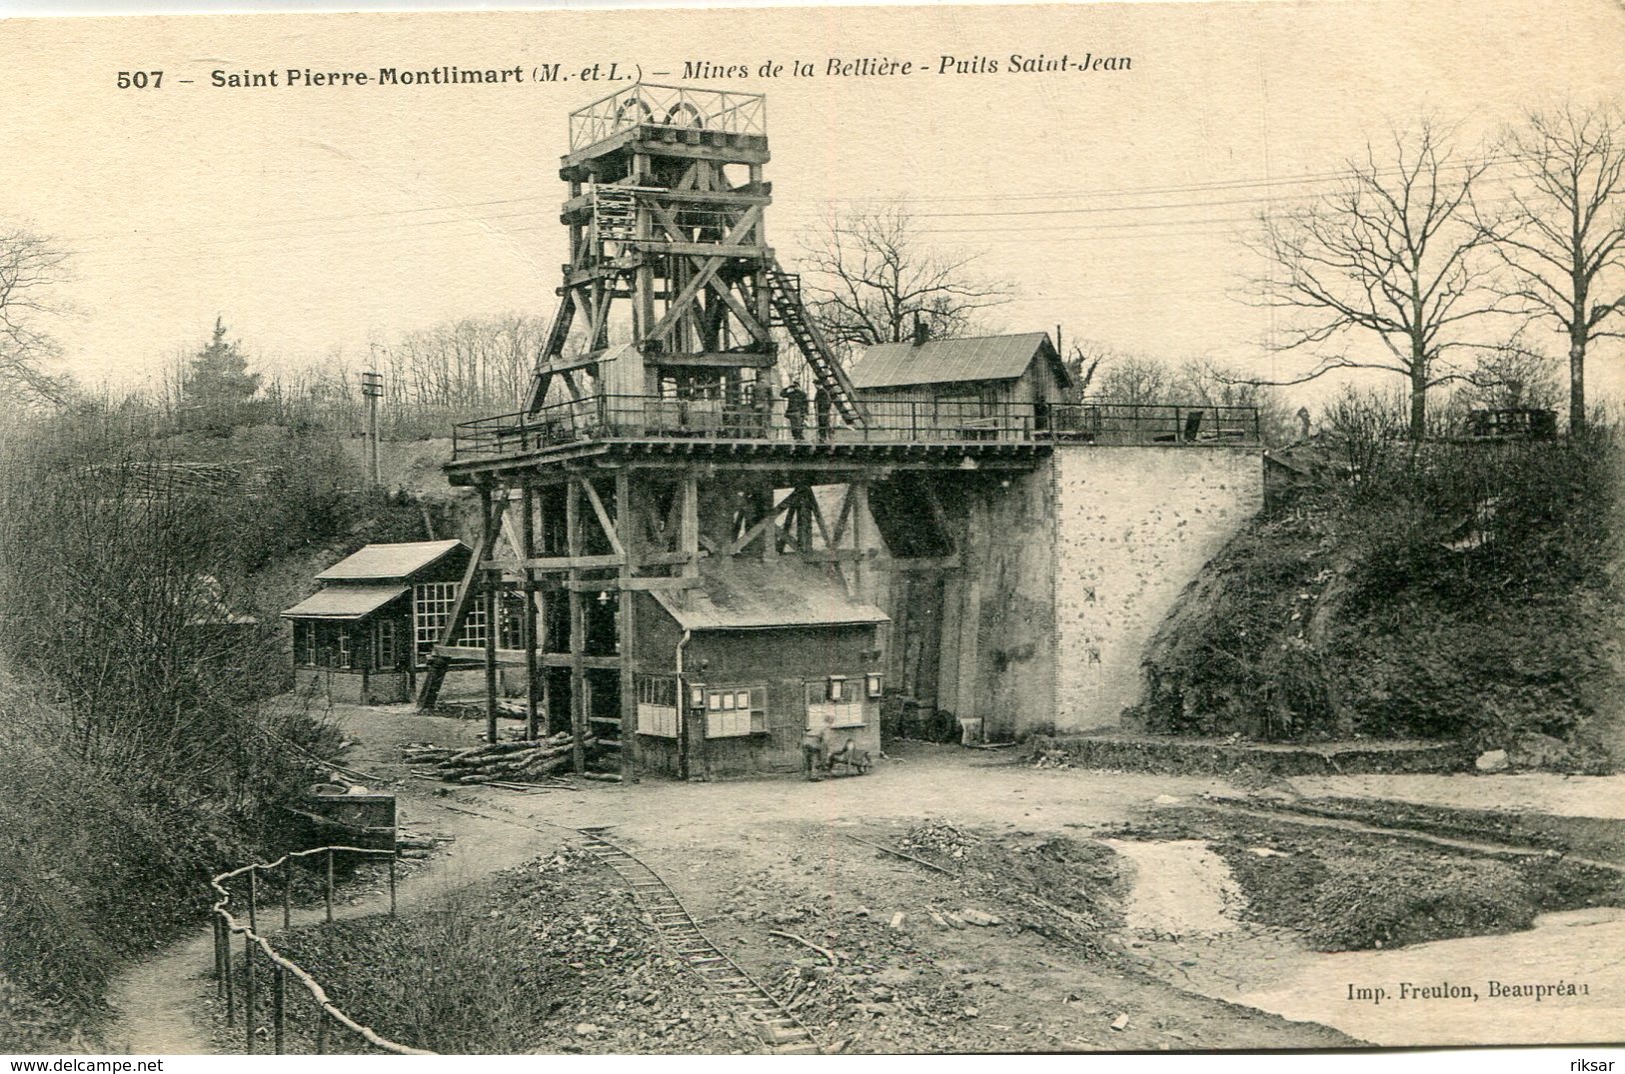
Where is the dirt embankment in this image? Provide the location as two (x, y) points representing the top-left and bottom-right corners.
(1133, 436), (1623, 769)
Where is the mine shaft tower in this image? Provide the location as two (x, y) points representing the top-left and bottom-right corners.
(528, 84), (862, 424)
(419, 83), (1259, 782)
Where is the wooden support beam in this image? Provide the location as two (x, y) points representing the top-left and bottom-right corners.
(566, 480), (587, 775)
(636, 550), (694, 568)
(417, 490), (507, 708)
(562, 576), (701, 592)
(781, 549), (873, 564)
(891, 554), (963, 571)
(617, 470), (637, 783)
(505, 554), (625, 572)
(540, 653), (621, 670)
(521, 485), (541, 740)
(483, 572), (499, 744)
(680, 473), (700, 607)
(830, 485), (855, 546)
(851, 481), (871, 598)
(579, 478), (626, 556)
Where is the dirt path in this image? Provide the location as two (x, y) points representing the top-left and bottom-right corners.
(104, 932), (218, 1054)
(100, 748), (562, 1055)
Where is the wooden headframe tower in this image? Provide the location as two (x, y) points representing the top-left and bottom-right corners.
(417, 84), (1060, 781)
(525, 84), (862, 423)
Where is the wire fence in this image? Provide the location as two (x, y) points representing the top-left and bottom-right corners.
(209, 845), (432, 1055)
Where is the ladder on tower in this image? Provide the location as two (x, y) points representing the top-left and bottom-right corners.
(764, 258), (866, 426)
(592, 185), (639, 243)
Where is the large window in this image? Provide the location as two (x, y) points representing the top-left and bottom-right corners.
(412, 582), (489, 660)
(704, 684), (767, 738)
(636, 675), (680, 738)
(806, 677), (866, 729)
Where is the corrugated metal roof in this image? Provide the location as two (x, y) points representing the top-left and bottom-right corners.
(654, 558), (888, 631)
(848, 332), (1055, 389)
(316, 540), (466, 582)
(281, 585), (409, 620)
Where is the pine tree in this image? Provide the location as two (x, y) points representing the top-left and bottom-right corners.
(184, 317), (260, 431)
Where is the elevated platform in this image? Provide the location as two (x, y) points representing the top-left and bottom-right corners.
(446, 394), (1260, 484)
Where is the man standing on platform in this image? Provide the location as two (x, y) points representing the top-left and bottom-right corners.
(782, 382), (809, 441)
(814, 384), (834, 442)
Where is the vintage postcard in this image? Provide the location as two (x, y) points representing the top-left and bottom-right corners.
(0, 0), (1622, 1061)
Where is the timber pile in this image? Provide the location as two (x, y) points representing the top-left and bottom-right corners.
(402, 732), (605, 784)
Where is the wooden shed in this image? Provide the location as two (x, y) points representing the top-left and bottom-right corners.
(282, 539), (471, 704)
(847, 332), (1072, 436)
(630, 558), (889, 780)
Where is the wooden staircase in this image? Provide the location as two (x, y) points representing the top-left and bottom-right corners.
(764, 259), (865, 426)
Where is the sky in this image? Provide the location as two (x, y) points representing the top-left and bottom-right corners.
(2, 0), (1623, 410)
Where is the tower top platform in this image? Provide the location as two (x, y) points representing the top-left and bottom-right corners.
(565, 83), (768, 167)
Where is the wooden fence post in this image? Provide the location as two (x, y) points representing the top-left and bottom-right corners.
(315, 1009), (328, 1055)
(272, 963), (286, 1054)
(247, 869), (258, 933)
(388, 854), (397, 916)
(222, 925), (235, 1026)
(243, 935), (256, 1054)
(282, 860), (292, 930)
(212, 917), (224, 992)
(325, 849), (335, 923)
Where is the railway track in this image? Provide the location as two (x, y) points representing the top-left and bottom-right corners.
(576, 827), (824, 1054)
(432, 798), (823, 1054)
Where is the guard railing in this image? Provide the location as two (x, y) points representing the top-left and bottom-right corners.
(210, 845), (431, 1055)
(451, 394), (1261, 462)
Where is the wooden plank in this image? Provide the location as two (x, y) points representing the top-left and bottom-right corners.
(540, 653), (621, 670)
(617, 470), (637, 782)
(579, 478), (627, 557)
(647, 350), (776, 369)
(636, 550), (694, 568)
(521, 485), (541, 740)
(562, 576), (701, 592)
(416, 490), (507, 708)
(567, 480), (587, 775)
(507, 554), (624, 571)
(483, 571), (499, 744)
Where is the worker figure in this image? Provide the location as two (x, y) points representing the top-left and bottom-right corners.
(782, 383), (809, 441)
(801, 712), (835, 781)
(814, 384), (834, 442)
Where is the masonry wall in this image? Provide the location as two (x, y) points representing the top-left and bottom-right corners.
(1050, 446), (1263, 732)
(946, 470), (1058, 740)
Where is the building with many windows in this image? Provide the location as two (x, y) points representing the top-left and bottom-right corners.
(282, 539), (472, 704)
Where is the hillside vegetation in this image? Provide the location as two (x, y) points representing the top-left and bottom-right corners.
(0, 415), (435, 1049)
(1134, 427), (1623, 770)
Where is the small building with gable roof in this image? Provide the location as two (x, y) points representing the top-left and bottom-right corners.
(282, 539), (471, 704)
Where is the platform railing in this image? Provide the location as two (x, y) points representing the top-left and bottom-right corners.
(210, 846), (431, 1055)
(451, 395), (1261, 462)
(569, 84), (767, 151)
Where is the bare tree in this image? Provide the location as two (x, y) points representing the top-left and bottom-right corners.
(1246, 124), (1510, 439)
(1485, 103), (1625, 434)
(0, 227), (72, 408)
(796, 204), (1011, 358)
(1459, 334), (1562, 411)
(1092, 351), (1170, 407)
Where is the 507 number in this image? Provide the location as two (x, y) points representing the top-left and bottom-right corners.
(117, 71), (163, 89)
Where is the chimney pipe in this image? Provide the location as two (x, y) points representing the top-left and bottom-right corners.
(912, 313), (928, 347)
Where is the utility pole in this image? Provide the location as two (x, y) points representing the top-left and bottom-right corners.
(360, 371), (383, 488)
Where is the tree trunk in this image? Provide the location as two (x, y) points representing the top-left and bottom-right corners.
(1570, 335), (1587, 435)
(1409, 367), (1428, 441)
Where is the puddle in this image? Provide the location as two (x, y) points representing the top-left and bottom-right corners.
(1109, 838), (1625, 1046)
